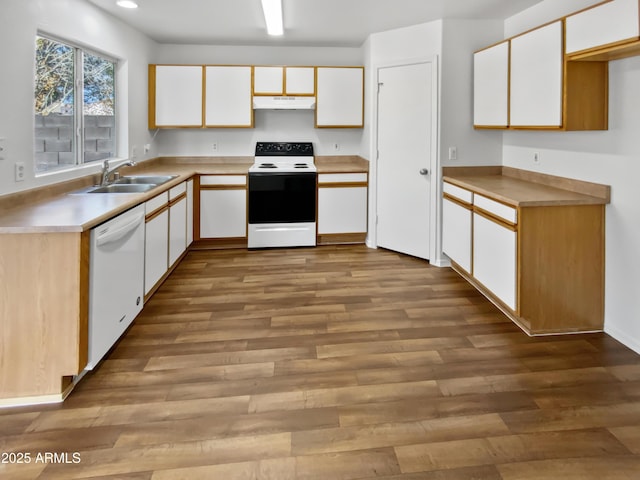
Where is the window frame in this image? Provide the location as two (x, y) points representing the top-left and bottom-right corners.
(34, 33), (119, 176)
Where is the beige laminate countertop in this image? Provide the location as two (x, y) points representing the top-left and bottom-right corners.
(443, 167), (610, 208)
(0, 156), (369, 234)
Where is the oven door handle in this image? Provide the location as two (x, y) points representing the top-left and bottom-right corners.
(254, 226), (311, 232)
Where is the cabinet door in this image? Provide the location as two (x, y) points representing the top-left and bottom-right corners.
(169, 197), (187, 267)
(318, 186), (368, 234)
(254, 66), (284, 95)
(186, 180), (194, 247)
(152, 65), (203, 128)
(145, 209), (169, 295)
(510, 21), (563, 127)
(473, 212), (517, 310)
(474, 41), (509, 127)
(442, 198), (472, 273)
(200, 189), (247, 238)
(205, 66), (253, 127)
(285, 67), (315, 95)
(316, 67), (364, 127)
(566, 0), (640, 55)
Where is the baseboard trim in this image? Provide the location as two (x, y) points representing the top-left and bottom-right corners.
(605, 323), (640, 355)
(0, 393), (64, 409)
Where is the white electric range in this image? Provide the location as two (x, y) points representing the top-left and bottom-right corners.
(248, 142), (317, 248)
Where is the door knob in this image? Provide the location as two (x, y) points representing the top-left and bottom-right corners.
(419, 168), (429, 175)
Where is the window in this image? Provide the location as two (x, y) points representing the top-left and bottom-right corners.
(34, 35), (117, 174)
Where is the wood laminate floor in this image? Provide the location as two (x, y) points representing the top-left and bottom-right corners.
(2, 245), (640, 479)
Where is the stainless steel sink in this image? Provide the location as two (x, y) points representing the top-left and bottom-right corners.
(114, 175), (178, 185)
(87, 184), (156, 194)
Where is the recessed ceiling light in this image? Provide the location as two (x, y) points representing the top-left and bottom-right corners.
(260, 0), (283, 36)
(116, 0), (138, 8)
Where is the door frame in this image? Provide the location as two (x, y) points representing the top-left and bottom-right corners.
(369, 56), (444, 265)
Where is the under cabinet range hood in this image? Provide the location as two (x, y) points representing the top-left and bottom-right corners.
(253, 96), (316, 110)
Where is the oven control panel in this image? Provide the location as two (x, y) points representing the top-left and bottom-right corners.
(255, 142), (314, 156)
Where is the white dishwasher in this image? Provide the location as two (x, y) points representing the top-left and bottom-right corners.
(87, 204), (145, 369)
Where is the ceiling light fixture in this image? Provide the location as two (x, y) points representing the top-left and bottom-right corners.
(116, 0), (138, 9)
(260, 0), (283, 36)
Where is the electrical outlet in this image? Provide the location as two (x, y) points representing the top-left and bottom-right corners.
(0, 137), (5, 160)
(212, 142), (218, 152)
(533, 152), (540, 164)
(144, 144), (151, 154)
(15, 162), (25, 182)
(448, 146), (458, 161)
(333, 143), (340, 152)
(131, 146), (138, 160)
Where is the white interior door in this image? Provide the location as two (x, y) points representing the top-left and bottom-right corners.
(376, 61), (434, 260)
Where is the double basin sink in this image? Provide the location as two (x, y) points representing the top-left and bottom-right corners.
(79, 175), (178, 194)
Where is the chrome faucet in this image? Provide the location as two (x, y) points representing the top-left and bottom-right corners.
(101, 159), (137, 186)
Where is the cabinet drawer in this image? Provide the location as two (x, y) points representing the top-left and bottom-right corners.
(145, 192), (169, 215)
(318, 173), (367, 184)
(200, 175), (247, 186)
(169, 182), (186, 200)
(474, 194), (517, 224)
(443, 182), (473, 204)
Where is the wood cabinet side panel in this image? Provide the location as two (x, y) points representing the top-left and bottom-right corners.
(519, 205), (605, 333)
(564, 61), (608, 131)
(0, 233), (82, 398)
(78, 231), (90, 372)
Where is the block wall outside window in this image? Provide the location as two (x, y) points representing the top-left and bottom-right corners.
(34, 115), (115, 172)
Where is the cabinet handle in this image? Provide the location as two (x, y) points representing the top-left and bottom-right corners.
(419, 168), (429, 175)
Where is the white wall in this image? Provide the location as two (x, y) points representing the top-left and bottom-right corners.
(440, 19), (504, 168)
(0, 0), (156, 197)
(502, 0), (640, 353)
(153, 44), (364, 157)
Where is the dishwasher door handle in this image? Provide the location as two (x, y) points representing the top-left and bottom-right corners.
(95, 212), (144, 247)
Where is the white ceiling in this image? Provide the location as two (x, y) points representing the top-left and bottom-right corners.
(87, 0), (544, 47)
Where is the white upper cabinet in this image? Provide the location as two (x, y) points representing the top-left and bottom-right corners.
(566, 0), (640, 55)
(151, 65), (203, 128)
(316, 67), (364, 127)
(254, 66), (283, 95)
(205, 66), (253, 127)
(253, 66), (315, 96)
(510, 21), (563, 127)
(284, 67), (315, 95)
(473, 41), (509, 127)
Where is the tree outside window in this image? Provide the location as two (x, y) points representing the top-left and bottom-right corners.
(34, 35), (116, 174)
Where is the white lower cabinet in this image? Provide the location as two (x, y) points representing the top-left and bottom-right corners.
(199, 175), (247, 239)
(144, 193), (169, 296)
(168, 182), (187, 267)
(318, 187), (367, 234)
(472, 212), (517, 311)
(442, 197), (472, 273)
(318, 187), (367, 233)
(144, 181), (190, 296)
(317, 173), (368, 243)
